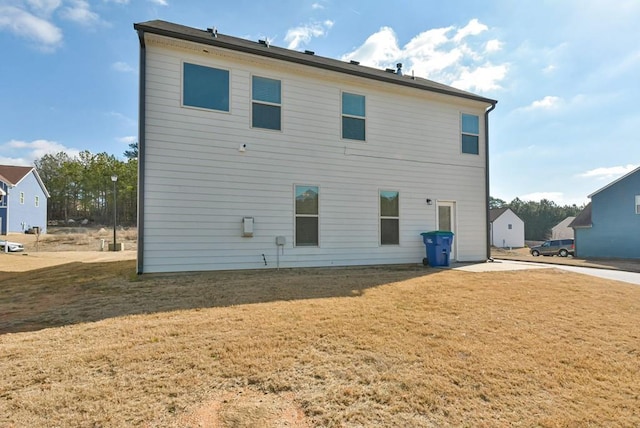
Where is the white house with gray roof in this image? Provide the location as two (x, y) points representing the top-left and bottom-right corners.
(489, 207), (525, 248)
(134, 20), (497, 273)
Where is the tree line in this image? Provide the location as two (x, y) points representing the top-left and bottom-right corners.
(490, 196), (585, 241)
(35, 143), (138, 227)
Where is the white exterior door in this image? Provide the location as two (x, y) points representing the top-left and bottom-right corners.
(437, 201), (456, 260)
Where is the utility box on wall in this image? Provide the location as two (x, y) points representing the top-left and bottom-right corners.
(242, 217), (254, 237)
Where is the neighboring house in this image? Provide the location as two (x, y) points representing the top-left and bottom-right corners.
(134, 20), (498, 274)
(0, 165), (50, 235)
(569, 166), (640, 259)
(551, 216), (575, 240)
(489, 207), (525, 248)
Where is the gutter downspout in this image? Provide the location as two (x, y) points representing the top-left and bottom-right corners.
(485, 102), (497, 261)
(136, 28), (147, 274)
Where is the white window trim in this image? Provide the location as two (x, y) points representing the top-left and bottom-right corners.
(294, 184), (320, 248)
(35, 195), (39, 207)
(341, 91), (367, 142)
(180, 60), (232, 114)
(251, 74), (282, 132)
(20, 192), (25, 204)
(379, 189), (400, 246)
(461, 112), (480, 155)
(635, 195), (640, 214)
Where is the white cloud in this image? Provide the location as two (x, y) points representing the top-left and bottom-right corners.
(485, 39), (502, 53)
(2, 139), (81, 164)
(0, 5), (63, 50)
(117, 136), (137, 144)
(453, 18), (487, 42)
(285, 20), (334, 50)
(112, 61), (134, 73)
(148, 0), (168, 5)
(520, 95), (562, 111)
(578, 164), (639, 180)
(26, 0), (62, 15)
(104, 0), (130, 3)
(59, 0), (100, 26)
(342, 26), (402, 69)
(341, 19), (507, 94)
(311, 2), (323, 10)
(451, 63), (508, 92)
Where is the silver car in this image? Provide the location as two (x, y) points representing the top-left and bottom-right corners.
(0, 240), (24, 252)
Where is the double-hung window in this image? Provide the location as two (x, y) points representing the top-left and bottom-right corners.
(20, 192), (24, 204)
(342, 92), (366, 141)
(636, 195), (640, 214)
(252, 76), (281, 130)
(295, 185), (319, 246)
(380, 190), (399, 245)
(461, 113), (480, 155)
(183, 62), (229, 112)
(35, 196), (39, 207)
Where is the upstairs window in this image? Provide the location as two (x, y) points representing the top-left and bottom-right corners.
(342, 92), (366, 141)
(636, 195), (640, 214)
(183, 62), (229, 112)
(295, 185), (319, 246)
(461, 113), (480, 155)
(20, 192), (24, 204)
(252, 76), (281, 130)
(380, 190), (399, 245)
(35, 196), (39, 207)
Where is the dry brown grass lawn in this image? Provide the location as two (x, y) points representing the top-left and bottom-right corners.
(1, 261), (640, 427)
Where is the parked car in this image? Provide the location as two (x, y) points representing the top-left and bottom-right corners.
(530, 239), (574, 257)
(0, 240), (24, 252)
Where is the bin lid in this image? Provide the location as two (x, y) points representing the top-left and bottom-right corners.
(420, 230), (455, 236)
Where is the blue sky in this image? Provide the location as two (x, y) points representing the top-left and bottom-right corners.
(1, 0), (639, 206)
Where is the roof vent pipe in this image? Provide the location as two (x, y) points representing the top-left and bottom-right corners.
(396, 63), (403, 76)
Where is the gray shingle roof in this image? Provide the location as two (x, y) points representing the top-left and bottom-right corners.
(489, 207), (510, 222)
(134, 20), (497, 106)
(568, 203), (592, 228)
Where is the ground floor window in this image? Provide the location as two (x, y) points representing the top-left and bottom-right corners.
(295, 185), (319, 246)
(380, 190), (399, 245)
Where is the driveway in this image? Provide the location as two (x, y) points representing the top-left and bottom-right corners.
(457, 259), (640, 286)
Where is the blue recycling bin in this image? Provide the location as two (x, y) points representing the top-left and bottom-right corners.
(420, 231), (454, 267)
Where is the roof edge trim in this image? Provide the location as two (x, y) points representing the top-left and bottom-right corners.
(134, 21), (497, 106)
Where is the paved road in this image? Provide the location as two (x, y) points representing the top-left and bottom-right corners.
(493, 259), (640, 285)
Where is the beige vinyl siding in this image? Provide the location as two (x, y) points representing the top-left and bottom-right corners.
(141, 35), (489, 272)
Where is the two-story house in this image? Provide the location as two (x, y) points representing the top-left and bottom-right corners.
(134, 20), (497, 273)
(570, 166), (640, 259)
(0, 165), (49, 235)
